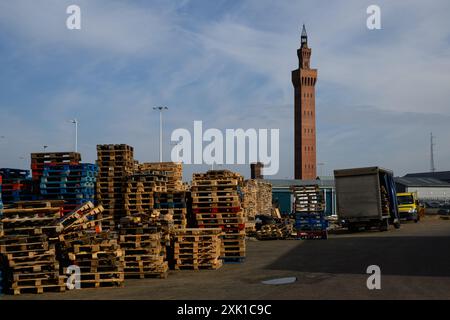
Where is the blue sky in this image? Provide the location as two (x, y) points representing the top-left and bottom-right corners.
(0, 0), (450, 180)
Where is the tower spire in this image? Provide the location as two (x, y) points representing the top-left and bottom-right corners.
(301, 24), (307, 37)
(301, 24), (308, 47)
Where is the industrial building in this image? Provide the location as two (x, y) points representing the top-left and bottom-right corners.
(395, 177), (450, 200)
(404, 171), (450, 184)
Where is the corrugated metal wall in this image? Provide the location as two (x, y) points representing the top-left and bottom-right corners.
(406, 187), (450, 200)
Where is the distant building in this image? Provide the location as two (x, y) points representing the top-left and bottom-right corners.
(395, 177), (450, 200)
(404, 171), (450, 184)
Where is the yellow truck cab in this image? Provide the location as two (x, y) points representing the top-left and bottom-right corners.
(396, 192), (423, 223)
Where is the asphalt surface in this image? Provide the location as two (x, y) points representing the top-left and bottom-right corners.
(3, 216), (450, 300)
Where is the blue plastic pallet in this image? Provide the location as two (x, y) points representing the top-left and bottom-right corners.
(40, 182), (95, 188)
(0, 168), (30, 178)
(42, 164), (98, 172)
(221, 257), (246, 264)
(40, 176), (96, 183)
(295, 212), (324, 219)
(154, 202), (186, 209)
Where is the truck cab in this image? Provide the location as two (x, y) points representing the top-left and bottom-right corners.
(396, 192), (422, 223)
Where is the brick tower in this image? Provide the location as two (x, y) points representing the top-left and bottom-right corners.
(292, 25), (318, 180)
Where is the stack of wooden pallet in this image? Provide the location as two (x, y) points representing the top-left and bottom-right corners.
(173, 228), (222, 270)
(0, 168), (34, 204)
(56, 202), (125, 289)
(62, 232), (124, 289)
(292, 185), (328, 240)
(53, 201), (104, 235)
(242, 180), (257, 220)
(119, 214), (168, 279)
(31, 152), (81, 195)
(242, 179), (272, 218)
(40, 164), (98, 215)
(154, 191), (189, 229)
(124, 171), (168, 217)
(96, 144), (134, 230)
(0, 201), (66, 295)
(191, 170), (246, 263)
(137, 162), (184, 191)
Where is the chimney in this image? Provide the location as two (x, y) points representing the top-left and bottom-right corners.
(251, 162), (264, 179)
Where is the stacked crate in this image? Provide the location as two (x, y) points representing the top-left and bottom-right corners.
(0, 201), (66, 295)
(154, 191), (188, 230)
(119, 214), (168, 279)
(0, 169), (34, 204)
(31, 152), (81, 195)
(39, 164), (97, 215)
(242, 179), (272, 218)
(96, 144), (134, 230)
(124, 171), (168, 217)
(137, 162), (184, 191)
(173, 228), (222, 270)
(191, 170), (246, 263)
(63, 233), (124, 289)
(292, 185), (328, 240)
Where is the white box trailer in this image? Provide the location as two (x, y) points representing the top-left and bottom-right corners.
(334, 167), (401, 231)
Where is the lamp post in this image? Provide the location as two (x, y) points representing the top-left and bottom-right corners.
(318, 162), (325, 177)
(69, 119), (78, 152)
(153, 107), (168, 162)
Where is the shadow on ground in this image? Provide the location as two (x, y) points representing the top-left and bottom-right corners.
(265, 235), (450, 277)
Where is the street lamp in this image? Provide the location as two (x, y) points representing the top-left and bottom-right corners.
(69, 119), (78, 152)
(153, 107), (168, 162)
(317, 162), (325, 177)
(43, 145), (48, 151)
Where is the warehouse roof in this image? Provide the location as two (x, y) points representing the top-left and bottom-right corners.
(394, 177), (450, 187)
(404, 171), (450, 183)
(264, 178), (335, 189)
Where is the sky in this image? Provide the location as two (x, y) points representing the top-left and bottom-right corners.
(0, 0), (449, 180)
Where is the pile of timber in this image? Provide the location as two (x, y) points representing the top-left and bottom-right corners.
(96, 144), (134, 229)
(256, 223), (291, 240)
(137, 162), (184, 191)
(0, 201), (66, 295)
(191, 170), (246, 263)
(173, 228), (222, 270)
(119, 214), (168, 279)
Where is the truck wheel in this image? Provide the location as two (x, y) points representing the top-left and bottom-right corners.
(379, 219), (389, 232)
(348, 224), (358, 233)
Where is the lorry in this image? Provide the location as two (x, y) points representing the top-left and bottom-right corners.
(396, 192), (423, 222)
(334, 167), (401, 232)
